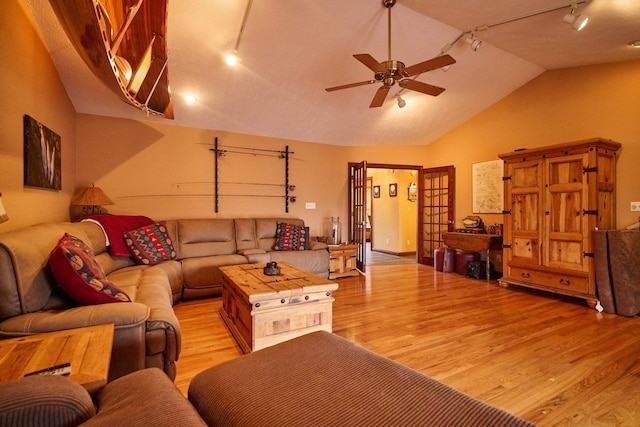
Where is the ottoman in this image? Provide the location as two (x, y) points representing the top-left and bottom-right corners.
(188, 331), (534, 427)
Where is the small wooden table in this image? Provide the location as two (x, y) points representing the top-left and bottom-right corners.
(219, 262), (339, 353)
(0, 324), (114, 394)
(442, 232), (503, 282)
(328, 244), (360, 279)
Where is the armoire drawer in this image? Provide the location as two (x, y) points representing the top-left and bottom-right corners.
(508, 267), (588, 293)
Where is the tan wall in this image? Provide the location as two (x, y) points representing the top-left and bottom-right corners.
(425, 60), (640, 230)
(0, 0), (77, 232)
(75, 114), (349, 237)
(369, 168), (417, 254)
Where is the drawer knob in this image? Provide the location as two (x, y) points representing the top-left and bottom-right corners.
(305, 295), (310, 301)
(326, 292), (332, 297)
(521, 272), (531, 279)
(560, 279), (571, 286)
(255, 303), (260, 308)
(281, 299), (286, 304)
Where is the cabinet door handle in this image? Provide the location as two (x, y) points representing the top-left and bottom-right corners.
(521, 272), (531, 279)
(560, 279), (571, 286)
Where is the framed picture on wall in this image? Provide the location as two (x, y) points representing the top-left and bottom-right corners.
(23, 115), (61, 190)
(373, 185), (380, 198)
(389, 183), (397, 197)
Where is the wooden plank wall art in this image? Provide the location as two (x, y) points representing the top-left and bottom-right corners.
(23, 115), (61, 190)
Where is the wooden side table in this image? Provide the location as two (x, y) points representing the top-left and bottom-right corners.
(328, 244), (360, 279)
(0, 324), (114, 394)
(442, 232), (503, 283)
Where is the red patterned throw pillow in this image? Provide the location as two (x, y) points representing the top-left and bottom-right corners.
(49, 233), (131, 305)
(273, 222), (310, 251)
(123, 222), (176, 265)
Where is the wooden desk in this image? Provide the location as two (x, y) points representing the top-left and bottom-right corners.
(0, 324), (114, 394)
(219, 262), (338, 353)
(442, 232), (503, 282)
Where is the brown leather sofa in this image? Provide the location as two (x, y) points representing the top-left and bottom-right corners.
(0, 217), (329, 382)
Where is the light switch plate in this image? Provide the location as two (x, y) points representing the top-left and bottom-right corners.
(305, 202), (316, 209)
(631, 201), (640, 212)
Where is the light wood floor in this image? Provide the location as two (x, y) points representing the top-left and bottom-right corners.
(173, 264), (640, 426)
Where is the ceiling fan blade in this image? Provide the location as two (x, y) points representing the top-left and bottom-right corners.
(403, 54), (456, 77)
(369, 85), (390, 108)
(325, 80), (377, 92)
(400, 79), (445, 96)
(353, 54), (386, 74)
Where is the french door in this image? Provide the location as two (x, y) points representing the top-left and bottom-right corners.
(417, 166), (455, 266)
(348, 161), (367, 273)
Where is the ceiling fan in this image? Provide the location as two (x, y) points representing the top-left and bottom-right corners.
(326, 0), (456, 108)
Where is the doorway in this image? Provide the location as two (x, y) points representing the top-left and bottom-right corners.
(349, 162), (455, 271)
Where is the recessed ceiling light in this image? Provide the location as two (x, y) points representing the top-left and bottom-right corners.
(184, 95), (197, 104)
(630, 40), (640, 48)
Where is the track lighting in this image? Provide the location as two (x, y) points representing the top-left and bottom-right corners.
(225, 51), (239, 66)
(396, 94), (406, 108)
(563, 3), (588, 31)
(466, 34), (482, 51)
(226, 0), (253, 66)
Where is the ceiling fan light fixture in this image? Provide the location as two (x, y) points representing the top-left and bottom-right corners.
(466, 34), (482, 51)
(396, 94), (406, 108)
(563, 4), (588, 31)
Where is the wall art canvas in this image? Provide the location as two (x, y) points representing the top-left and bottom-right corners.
(24, 115), (61, 190)
(472, 159), (503, 213)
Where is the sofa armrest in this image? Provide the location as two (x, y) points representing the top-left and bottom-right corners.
(0, 303), (149, 336)
(238, 248), (271, 264)
(0, 375), (95, 427)
(309, 240), (328, 250)
(84, 368), (206, 426)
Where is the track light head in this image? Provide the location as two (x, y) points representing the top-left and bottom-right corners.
(563, 4), (589, 31)
(465, 34), (482, 51)
(225, 51), (239, 66)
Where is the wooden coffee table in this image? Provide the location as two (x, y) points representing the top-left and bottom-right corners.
(219, 262), (339, 353)
(0, 323), (114, 393)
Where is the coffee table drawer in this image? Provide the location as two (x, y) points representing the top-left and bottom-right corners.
(252, 300), (334, 351)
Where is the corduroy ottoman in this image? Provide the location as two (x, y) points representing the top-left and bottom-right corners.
(188, 331), (535, 427)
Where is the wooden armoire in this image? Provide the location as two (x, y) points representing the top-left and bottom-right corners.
(498, 138), (621, 307)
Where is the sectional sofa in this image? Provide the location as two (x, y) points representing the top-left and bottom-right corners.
(0, 216), (329, 381)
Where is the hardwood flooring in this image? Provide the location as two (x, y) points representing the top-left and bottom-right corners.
(173, 264), (640, 426)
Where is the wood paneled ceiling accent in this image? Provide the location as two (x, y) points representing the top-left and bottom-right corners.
(48, 0), (173, 119)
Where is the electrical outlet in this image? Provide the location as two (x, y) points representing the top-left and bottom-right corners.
(631, 201), (640, 212)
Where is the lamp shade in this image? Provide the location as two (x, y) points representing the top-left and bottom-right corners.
(71, 186), (114, 206)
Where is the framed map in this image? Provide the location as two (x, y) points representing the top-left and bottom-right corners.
(472, 159), (503, 213)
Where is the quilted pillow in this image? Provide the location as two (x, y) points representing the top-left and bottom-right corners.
(123, 222), (176, 265)
(49, 233), (131, 305)
(273, 222), (310, 251)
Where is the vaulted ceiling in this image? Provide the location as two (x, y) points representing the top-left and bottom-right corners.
(29, 0), (640, 146)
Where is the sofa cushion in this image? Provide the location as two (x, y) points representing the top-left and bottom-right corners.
(123, 222), (176, 266)
(49, 234), (131, 305)
(0, 375), (95, 427)
(273, 222), (309, 251)
(85, 368), (206, 427)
